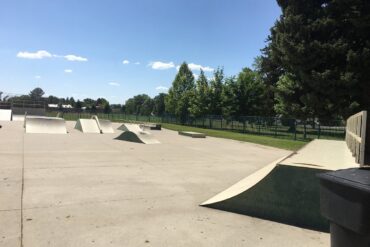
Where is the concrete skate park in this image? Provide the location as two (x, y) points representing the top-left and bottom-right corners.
(0, 110), (367, 247)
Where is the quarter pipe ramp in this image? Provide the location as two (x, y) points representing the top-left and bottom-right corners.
(25, 116), (67, 134)
(201, 139), (359, 231)
(116, 123), (160, 144)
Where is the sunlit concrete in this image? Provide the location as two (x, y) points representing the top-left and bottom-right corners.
(0, 120), (329, 247)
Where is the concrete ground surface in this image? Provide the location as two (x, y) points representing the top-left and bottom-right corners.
(0, 120), (329, 247)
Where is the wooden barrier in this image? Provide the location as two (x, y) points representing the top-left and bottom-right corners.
(345, 111), (368, 167)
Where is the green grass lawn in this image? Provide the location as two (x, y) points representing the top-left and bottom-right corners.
(161, 123), (308, 151)
(51, 111), (309, 151)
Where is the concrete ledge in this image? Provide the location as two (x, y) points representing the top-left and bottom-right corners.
(140, 123), (161, 130)
(178, 131), (206, 138)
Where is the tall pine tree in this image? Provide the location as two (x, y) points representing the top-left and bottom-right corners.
(264, 0), (370, 119)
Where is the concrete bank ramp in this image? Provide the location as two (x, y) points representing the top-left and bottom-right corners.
(116, 123), (160, 144)
(25, 116), (67, 134)
(75, 116), (114, 134)
(75, 119), (100, 133)
(0, 109), (12, 121)
(140, 123), (162, 130)
(201, 139), (359, 232)
(98, 119), (114, 133)
(91, 116), (114, 133)
(179, 131), (206, 138)
(12, 115), (25, 121)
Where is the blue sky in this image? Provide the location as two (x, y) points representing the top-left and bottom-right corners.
(0, 0), (281, 104)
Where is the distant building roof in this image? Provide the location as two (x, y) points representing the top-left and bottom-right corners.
(48, 104), (73, 108)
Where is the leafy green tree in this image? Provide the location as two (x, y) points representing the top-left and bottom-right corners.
(274, 73), (305, 118)
(104, 104), (112, 114)
(165, 62), (195, 122)
(254, 56), (278, 116)
(124, 94), (153, 115)
(75, 100), (83, 109)
(69, 97), (76, 107)
(96, 98), (109, 107)
(141, 97), (154, 115)
(120, 104), (126, 113)
(29, 87), (45, 100)
(209, 68), (224, 115)
(221, 76), (239, 118)
(91, 105), (97, 113)
(125, 98), (136, 114)
(83, 98), (96, 109)
(235, 68), (266, 116)
(47, 95), (59, 104)
(189, 70), (210, 117)
(153, 93), (167, 116)
(264, 0), (370, 119)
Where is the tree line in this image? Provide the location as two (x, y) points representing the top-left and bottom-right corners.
(2, 1), (368, 121)
(163, 0), (370, 122)
(1, 88), (117, 113)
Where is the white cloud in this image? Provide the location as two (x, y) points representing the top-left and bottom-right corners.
(17, 50), (87, 62)
(188, 63), (214, 72)
(134, 62), (140, 65)
(109, 82), (120, 86)
(17, 50), (52, 59)
(64, 69), (73, 73)
(155, 86), (169, 92)
(176, 65), (180, 71)
(150, 61), (175, 70)
(122, 60), (130, 64)
(35, 75), (41, 79)
(193, 74), (199, 80)
(64, 54), (88, 62)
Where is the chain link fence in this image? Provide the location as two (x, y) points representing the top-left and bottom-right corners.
(48, 111), (345, 141)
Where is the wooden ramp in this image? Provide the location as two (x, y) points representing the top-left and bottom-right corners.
(201, 139), (359, 232)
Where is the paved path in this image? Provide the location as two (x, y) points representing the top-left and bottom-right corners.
(0, 121), (329, 247)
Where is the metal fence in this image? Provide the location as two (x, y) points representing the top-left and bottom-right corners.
(48, 111), (346, 141)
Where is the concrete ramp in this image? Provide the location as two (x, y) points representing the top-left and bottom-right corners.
(91, 115), (114, 134)
(116, 123), (160, 144)
(75, 117), (114, 134)
(98, 119), (114, 133)
(118, 123), (143, 132)
(140, 123), (162, 130)
(12, 115), (25, 122)
(179, 131), (206, 138)
(25, 116), (67, 134)
(75, 119), (100, 133)
(201, 139), (359, 231)
(0, 109), (12, 121)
